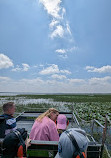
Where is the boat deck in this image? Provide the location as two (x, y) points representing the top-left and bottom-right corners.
(0, 111), (104, 158)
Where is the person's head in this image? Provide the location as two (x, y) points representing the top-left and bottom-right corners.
(3, 102), (15, 116)
(57, 114), (68, 130)
(56, 128), (88, 158)
(36, 108), (59, 122)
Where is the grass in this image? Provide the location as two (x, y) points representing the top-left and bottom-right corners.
(13, 94), (111, 102)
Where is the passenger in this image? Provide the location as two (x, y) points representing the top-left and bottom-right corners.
(29, 108), (59, 141)
(1, 128), (31, 158)
(0, 102), (17, 138)
(56, 114), (69, 136)
(55, 128), (88, 158)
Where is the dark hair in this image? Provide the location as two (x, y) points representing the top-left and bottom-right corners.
(3, 102), (15, 112)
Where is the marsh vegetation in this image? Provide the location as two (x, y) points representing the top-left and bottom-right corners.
(0, 94), (111, 124)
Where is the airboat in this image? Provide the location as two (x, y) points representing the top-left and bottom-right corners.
(0, 107), (107, 158)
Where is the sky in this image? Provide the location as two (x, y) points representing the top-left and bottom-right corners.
(0, 0), (111, 93)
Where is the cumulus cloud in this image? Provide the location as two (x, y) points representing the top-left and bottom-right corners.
(86, 65), (111, 73)
(51, 74), (66, 80)
(39, 64), (59, 75)
(39, 64), (71, 75)
(12, 63), (30, 72)
(60, 70), (71, 74)
(0, 54), (13, 69)
(89, 76), (111, 84)
(55, 48), (67, 58)
(85, 66), (95, 70)
(22, 63), (30, 71)
(55, 49), (66, 54)
(1, 76), (111, 93)
(11, 65), (21, 72)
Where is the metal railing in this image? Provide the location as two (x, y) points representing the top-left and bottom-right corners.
(72, 105), (111, 158)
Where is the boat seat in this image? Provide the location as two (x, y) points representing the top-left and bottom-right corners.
(0, 138), (103, 158)
(27, 140), (103, 158)
(27, 140), (58, 158)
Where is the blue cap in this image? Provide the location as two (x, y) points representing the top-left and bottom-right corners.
(55, 128), (88, 158)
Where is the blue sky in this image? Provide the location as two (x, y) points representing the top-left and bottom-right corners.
(0, 0), (111, 93)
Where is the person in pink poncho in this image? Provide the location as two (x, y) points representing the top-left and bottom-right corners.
(29, 108), (59, 141)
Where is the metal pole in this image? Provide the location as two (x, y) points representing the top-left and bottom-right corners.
(100, 116), (107, 158)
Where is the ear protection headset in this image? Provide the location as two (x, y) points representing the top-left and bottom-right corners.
(65, 130), (86, 158)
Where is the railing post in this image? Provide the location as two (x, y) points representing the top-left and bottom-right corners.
(102, 116), (107, 145)
(72, 104), (74, 127)
(91, 120), (94, 137)
(100, 116), (107, 158)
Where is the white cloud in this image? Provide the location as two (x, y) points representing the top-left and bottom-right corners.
(39, 64), (59, 75)
(55, 49), (67, 58)
(51, 74), (66, 80)
(12, 65), (21, 72)
(66, 22), (71, 35)
(1, 76), (111, 93)
(39, 64), (71, 75)
(61, 7), (66, 19)
(85, 66), (95, 70)
(55, 46), (78, 55)
(60, 54), (68, 59)
(50, 25), (64, 38)
(39, 0), (62, 19)
(55, 46), (78, 59)
(89, 76), (111, 84)
(86, 65), (111, 73)
(12, 63), (30, 72)
(55, 49), (66, 54)
(60, 70), (71, 74)
(49, 20), (59, 28)
(68, 78), (85, 83)
(20, 78), (44, 84)
(0, 54), (13, 69)
(39, 0), (72, 40)
(22, 63), (30, 71)
(0, 76), (11, 81)
(69, 46), (78, 52)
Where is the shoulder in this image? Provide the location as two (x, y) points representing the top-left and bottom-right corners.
(3, 114), (12, 119)
(46, 117), (56, 128)
(44, 117), (54, 123)
(0, 114), (12, 120)
(42, 117), (55, 126)
(6, 117), (16, 128)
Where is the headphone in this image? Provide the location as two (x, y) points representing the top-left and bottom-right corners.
(65, 130), (86, 158)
